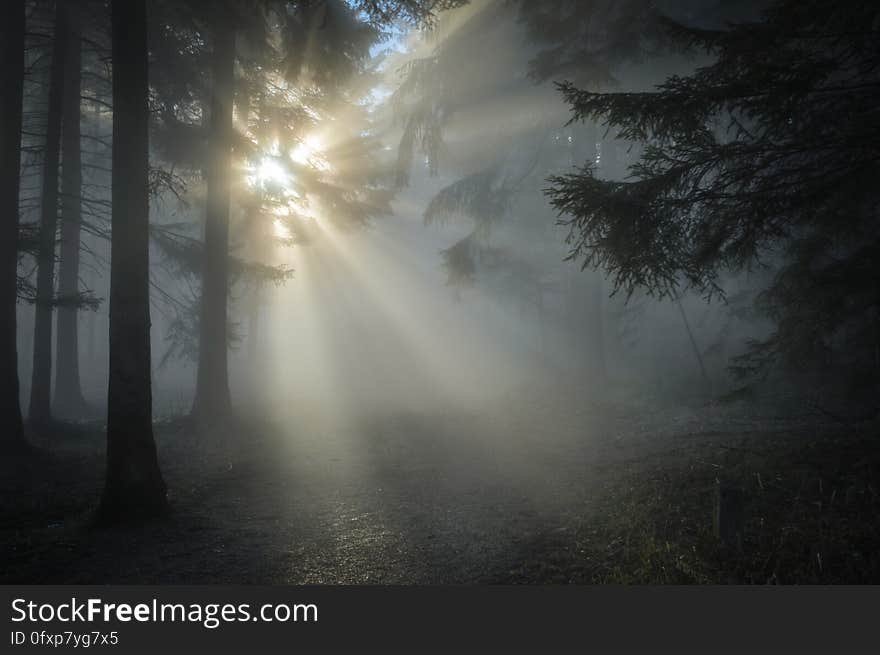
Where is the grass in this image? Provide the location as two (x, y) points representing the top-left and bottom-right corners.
(580, 424), (880, 584)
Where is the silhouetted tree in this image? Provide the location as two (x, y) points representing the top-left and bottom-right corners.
(391, 0), (666, 377)
(192, 9), (236, 423)
(0, 0), (27, 450)
(547, 0), (880, 385)
(29, 1), (67, 428)
(54, 0), (88, 418)
(191, 0), (460, 422)
(99, 0), (167, 521)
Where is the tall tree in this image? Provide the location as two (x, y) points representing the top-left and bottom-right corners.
(29, 1), (67, 428)
(192, 11), (236, 423)
(55, 0), (88, 418)
(99, 0), (166, 521)
(546, 0), (880, 384)
(190, 0), (456, 422)
(389, 0), (660, 379)
(0, 0), (27, 449)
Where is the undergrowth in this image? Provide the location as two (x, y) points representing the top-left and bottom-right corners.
(585, 425), (880, 583)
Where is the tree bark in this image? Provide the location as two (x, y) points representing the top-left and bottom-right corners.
(0, 0), (26, 449)
(54, 2), (87, 418)
(192, 16), (235, 424)
(99, 0), (167, 521)
(29, 2), (67, 428)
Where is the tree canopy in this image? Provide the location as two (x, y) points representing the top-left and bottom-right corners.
(546, 0), (880, 378)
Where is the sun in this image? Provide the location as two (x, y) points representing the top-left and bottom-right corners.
(255, 157), (289, 188)
(248, 134), (329, 192)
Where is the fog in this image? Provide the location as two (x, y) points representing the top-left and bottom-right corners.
(6, 0), (875, 585)
(13, 0), (782, 468)
(15, 0), (776, 476)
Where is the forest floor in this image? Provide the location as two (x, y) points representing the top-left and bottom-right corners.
(2, 384), (879, 584)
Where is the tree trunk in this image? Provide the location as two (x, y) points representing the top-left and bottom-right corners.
(54, 2), (87, 419)
(0, 0), (26, 449)
(99, 0), (167, 521)
(675, 294), (711, 390)
(28, 2), (67, 428)
(192, 17), (235, 424)
(589, 272), (608, 381)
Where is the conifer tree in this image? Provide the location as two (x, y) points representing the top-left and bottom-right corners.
(0, 0), (27, 450)
(100, 0), (167, 521)
(546, 0), (880, 382)
(29, 1), (68, 428)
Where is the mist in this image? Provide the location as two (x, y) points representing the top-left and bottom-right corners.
(3, 0), (878, 585)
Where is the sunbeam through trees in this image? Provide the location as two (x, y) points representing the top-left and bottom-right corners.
(1, 0), (879, 589)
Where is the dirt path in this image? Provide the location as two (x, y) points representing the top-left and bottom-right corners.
(0, 395), (842, 584)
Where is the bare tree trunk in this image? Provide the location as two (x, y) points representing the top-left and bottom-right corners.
(0, 0), (26, 449)
(675, 294), (711, 389)
(99, 0), (167, 522)
(29, 2), (67, 428)
(192, 16), (235, 424)
(54, 2), (87, 418)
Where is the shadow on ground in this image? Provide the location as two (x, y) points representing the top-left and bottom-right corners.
(2, 394), (878, 584)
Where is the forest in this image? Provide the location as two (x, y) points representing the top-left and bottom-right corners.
(1, 0), (879, 584)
